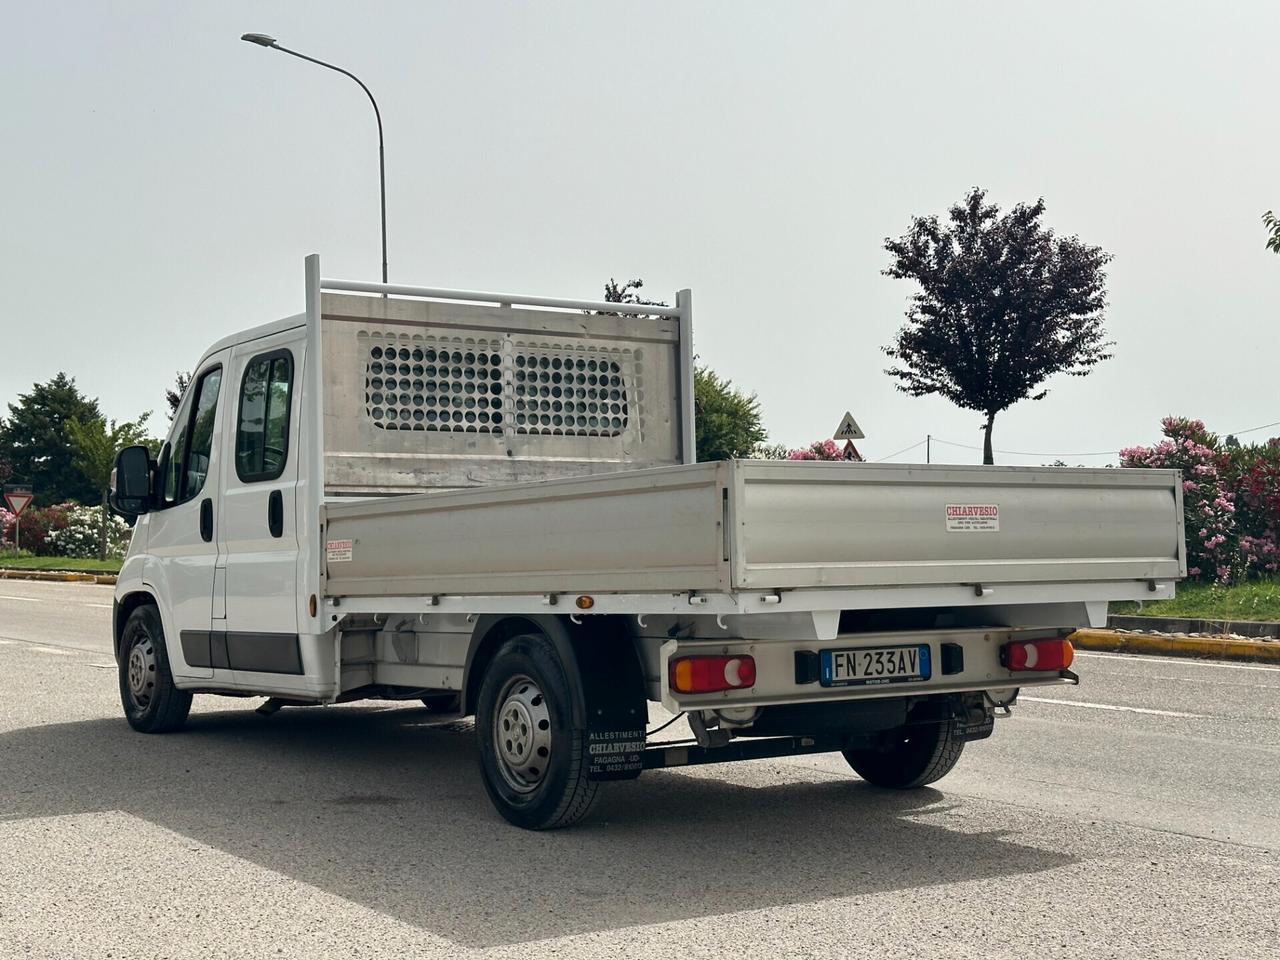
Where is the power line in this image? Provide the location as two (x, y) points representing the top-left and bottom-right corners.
(1229, 419), (1280, 437)
(867, 416), (1280, 466)
(874, 439), (927, 462)
(930, 438), (1117, 458)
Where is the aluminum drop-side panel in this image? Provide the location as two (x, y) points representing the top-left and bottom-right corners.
(323, 463), (728, 597)
(730, 462), (1185, 589)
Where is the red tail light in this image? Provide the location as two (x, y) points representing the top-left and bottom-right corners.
(1002, 638), (1074, 672)
(670, 655), (757, 694)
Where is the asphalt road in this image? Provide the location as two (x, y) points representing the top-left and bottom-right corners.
(1, 579), (1277, 959)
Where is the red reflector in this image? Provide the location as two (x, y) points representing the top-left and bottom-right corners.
(1003, 638), (1074, 672)
(670, 655), (757, 694)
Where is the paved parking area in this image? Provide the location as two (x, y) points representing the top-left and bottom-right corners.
(1, 580), (1277, 958)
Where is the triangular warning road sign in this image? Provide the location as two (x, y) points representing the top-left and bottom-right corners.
(834, 412), (864, 440)
(3, 492), (33, 516)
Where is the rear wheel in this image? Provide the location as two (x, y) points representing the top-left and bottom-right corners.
(842, 720), (963, 788)
(118, 604), (191, 733)
(475, 633), (599, 829)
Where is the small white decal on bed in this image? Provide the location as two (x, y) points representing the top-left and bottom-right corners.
(945, 504), (999, 532)
(326, 539), (354, 562)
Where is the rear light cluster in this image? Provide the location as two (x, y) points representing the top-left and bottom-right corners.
(669, 655), (757, 694)
(1002, 637), (1074, 672)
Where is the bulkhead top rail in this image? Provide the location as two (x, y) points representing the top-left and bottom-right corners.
(320, 276), (683, 319)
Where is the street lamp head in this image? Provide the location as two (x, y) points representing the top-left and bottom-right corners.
(241, 33), (278, 48)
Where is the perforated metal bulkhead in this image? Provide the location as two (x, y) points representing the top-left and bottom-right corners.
(363, 336), (634, 438)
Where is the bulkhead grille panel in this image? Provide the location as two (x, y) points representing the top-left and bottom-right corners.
(363, 336), (636, 438)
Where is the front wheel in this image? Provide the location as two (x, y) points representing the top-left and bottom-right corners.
(475, 633), (599, 829)
(118, 604), (192, 733)
(842, 720), (964, 788)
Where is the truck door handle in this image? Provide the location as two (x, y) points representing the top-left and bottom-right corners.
(200, 498), (213, 542)
(268, 490), (284, 539)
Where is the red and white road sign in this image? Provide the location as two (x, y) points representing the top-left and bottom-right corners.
(3, 490), (33, 516)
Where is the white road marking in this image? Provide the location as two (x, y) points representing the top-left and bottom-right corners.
(0, 594), (113, 608)
(1075, 650), (1280, 673)
(1020, 695), (1206, 719)
(1082, 671), (1280, 691)
(28, 646), (76, 657)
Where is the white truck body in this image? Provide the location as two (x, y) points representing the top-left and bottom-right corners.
(110, 256), (1184, 828)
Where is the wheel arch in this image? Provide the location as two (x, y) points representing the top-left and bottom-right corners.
(461, 614), (643, 724)
(113, 589), (159, 662)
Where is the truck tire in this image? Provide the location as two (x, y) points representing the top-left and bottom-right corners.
(118, 604), (192, 734)
(475, 632), (599, 829)
(842, 720), (964, 789)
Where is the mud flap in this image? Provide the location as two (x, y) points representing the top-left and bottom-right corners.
(952, 712), (995, 742)
(569, 619), (647, 781)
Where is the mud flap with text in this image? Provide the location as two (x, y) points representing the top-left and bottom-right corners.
(952, 713), (995, 742)
(570, 620), (647, 780)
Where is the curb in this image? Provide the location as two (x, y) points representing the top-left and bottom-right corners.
(0, 569), (117, 585)
(1108, 614), (1280, 640)
(1071, 628), (1280, 664)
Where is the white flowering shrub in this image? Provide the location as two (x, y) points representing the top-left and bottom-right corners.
(45, 505), (132, 560)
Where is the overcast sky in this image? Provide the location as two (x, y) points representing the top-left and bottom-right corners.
(3, 1), (1277, 465)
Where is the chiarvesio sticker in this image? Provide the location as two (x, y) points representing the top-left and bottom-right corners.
(945, 504), (999, 532)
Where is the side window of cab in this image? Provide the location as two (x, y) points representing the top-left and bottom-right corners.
(160, 366), (224, 507)
(235, 350), (294, 482)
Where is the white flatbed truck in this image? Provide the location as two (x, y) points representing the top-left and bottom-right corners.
(109, 255), (1185, 829)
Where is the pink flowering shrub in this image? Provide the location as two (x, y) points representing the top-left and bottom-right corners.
(787, 438), (862, 461)
(1122, 417), (1280, 583)
(0, 502), (73, 555)
(1222, 438), (1280, 576)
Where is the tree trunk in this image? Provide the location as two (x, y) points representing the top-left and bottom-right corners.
(982, 412), (996, 465)
(99, 488), (109, 562)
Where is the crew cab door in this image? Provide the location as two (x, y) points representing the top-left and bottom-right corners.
(216, 333), (304, 676)
(145, 356), (228, 680)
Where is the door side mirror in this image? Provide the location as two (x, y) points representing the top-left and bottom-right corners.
(110, 445), (154, 517)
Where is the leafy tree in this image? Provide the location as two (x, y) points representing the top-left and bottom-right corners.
(599, 278), (769, 461)
(166, 371), (192, 421)
(693, 366), (768, 461)
(66, 413), (153, 560)
(1264, 211), (1280, 255)
(0, 373), (102, 505)
(882, 188), (1114, 464)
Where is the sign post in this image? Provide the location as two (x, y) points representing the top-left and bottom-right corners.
(3, 484), (33, 551)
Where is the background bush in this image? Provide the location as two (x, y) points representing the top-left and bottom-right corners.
(0, 502), (73, 555)
(1122, 417), (1279, 583)
(45, 505), (132, 560)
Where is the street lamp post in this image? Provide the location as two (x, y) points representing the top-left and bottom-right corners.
(241, 33), (388, 286)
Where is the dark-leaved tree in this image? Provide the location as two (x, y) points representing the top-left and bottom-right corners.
(882, 188), (1114, 464)
(0, 373), (102, 505)
(599, 278), (768, 461)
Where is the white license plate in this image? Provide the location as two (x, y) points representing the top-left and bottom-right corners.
(820, 644), (931, 687)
